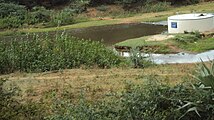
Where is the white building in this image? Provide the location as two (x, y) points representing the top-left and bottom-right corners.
(168, 13), (214, 34)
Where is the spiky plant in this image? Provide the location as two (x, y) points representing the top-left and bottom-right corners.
(195, 60), (214, 90)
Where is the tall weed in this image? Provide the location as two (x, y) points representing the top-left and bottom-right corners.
(0, 32), (122, 74)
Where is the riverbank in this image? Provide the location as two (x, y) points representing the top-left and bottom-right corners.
(115, 33), (214, 54)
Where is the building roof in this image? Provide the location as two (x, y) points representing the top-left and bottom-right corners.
(168, 13), (214, 20)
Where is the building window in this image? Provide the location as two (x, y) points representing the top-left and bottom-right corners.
(171, 22), (177, 28)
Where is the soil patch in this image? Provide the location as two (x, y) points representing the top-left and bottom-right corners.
(146, 34), (175, 42)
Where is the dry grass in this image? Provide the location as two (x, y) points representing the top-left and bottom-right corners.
(1, 64), (196, 102)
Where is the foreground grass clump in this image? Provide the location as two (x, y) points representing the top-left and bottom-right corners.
(0, 78), (47, 120)
(47, 76), (214, 120)
(46, 61), (214, 120)
(0, 32), (122, 74)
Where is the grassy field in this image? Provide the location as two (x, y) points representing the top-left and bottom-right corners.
(1, 2), (214, 119)
(0, 1), (214, 37)
(1, 64), (196, 102)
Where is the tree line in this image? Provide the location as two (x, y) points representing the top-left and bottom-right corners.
(0, 0), (210, 9)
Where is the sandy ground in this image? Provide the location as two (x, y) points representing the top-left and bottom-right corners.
(146, 34), (175, 41)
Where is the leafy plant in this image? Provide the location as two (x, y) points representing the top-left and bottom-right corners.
(177, 60), (214, 119)
(129, 47), (153, 68)
(0, 32), (122, 74)
(195, 60), (214, 90)
(50, 8), (75, 27)
(0, 15), (24, 29)
(27, 6), (51, 25)
(0, 3), (27, 18)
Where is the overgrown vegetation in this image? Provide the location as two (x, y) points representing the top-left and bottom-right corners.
(1, 60), (213, 120)
(0, 2), (88, 29)
(37, 61), (214, 119)
(0, 32), (122, 74)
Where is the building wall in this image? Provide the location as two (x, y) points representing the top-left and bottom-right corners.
(168, 17), (214, 33)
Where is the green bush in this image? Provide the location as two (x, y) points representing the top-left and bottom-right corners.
(27, 6), (51, 25)
(0, 15), (24, 29)
(129, 47), (154, 68)
(0, 3), (26, 28)
(68, 3), (87, 14)
(0, 32), (122, 74)
(143, 2), (171, 13)
(0, 3), (27, 18)
(174, 34), (200, 44)
(196, 60), (214, 90)
(49, 8), (75, 27)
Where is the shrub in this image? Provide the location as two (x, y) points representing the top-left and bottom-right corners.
(27, 6), (51, 24)
(68, 3), (87, 14)
(0, 3), (27, 18)
(129, 47), (153, 68)
(0, 32), (122, 74)
(195, 60), (214, 90)
(49, 8), (75, 26)
(0, 3), (26, 28)
(0, 15), (24, 29)
(174, 34), (200, 44)
(143, 2), (171, 13)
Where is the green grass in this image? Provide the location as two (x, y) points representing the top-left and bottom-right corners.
(115, 36), (171, 53)
(115, 36), (148, 47)
(115, 36), (167, 47)
(177, 38), (214, 52)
